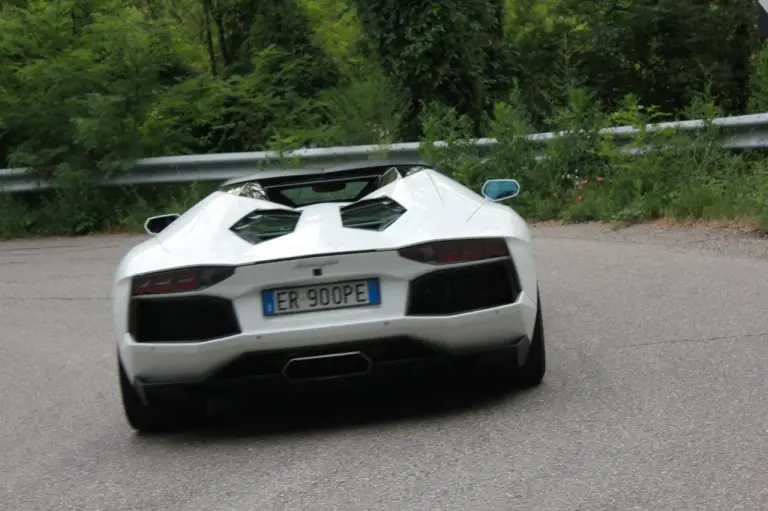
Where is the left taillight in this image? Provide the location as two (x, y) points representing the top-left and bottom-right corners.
(131, 266), (235, 296)
(398, 238), (510, 265)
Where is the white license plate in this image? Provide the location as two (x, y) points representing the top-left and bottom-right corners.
(262, 278), (381, 316)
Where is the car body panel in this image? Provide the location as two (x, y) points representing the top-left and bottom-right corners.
(113, 163), (539, 388)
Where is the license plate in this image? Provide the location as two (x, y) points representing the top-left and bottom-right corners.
(262, 278), (381, 317)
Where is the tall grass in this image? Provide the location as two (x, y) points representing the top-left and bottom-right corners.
(419, 89), (768, 230)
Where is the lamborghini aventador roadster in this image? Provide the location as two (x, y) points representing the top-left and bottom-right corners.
(113, 160), (546, 432)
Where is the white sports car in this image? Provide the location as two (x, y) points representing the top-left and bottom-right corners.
(113, 160), (546, 433)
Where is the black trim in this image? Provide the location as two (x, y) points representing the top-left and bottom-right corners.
(405, 259), (522, 316)
(133, 336), (529, 402)
(212, 337), (440, 382)
(129, 295), (241, 343)
(340, 197), (407, 231)
(230, 209), (303, 244)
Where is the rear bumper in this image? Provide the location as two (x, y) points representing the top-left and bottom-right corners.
(131, 335), (531, 405)
(119, 294), (538, 384)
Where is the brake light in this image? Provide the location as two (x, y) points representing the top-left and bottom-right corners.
(398, 238), (509, 265)
(131, 266), (235, 296)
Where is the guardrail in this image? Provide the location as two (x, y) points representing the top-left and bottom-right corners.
(3, 112), (768, 193)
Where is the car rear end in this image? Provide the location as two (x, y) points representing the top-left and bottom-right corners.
(117, 235), (537, 402)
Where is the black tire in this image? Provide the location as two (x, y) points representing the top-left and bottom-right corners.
(118, 357), (204, 434)
(511, 289), (546, 389)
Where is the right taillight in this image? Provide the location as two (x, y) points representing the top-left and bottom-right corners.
(398, 238), (510, 265)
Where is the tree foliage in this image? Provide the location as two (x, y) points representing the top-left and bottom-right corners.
(352, 0), (512, 138)
(0, 0), (766, 236)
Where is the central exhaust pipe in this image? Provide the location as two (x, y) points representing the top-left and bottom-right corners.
(282, 351), (373, 382)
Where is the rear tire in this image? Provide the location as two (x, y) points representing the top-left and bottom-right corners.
(511, 288), (546, 389)
(119, 357), (204, 434)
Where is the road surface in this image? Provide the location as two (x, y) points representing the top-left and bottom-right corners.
(1, 223), (767, 510)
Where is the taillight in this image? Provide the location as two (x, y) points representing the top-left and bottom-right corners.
(131, 266), (235, 296)
(398, 238), (509, 265)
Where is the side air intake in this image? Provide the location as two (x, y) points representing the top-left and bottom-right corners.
(340, 197), (406, 231)
(230, 209), (302, 244)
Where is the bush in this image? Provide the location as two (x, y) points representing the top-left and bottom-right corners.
(0, 182), (216, 240)
(419, 88), (768, 230)
(3, 82), (768, 240)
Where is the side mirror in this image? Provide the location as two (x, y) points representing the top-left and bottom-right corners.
(481, 179), (520, 202)
(144, 214), (180, 235)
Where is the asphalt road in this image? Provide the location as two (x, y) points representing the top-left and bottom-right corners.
(1, 223), (767, 510)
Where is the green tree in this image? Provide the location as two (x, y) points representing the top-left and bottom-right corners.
(353, 0), (514, 139)
(550, 0), (759, 115)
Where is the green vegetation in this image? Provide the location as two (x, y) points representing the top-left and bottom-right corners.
(0, 0), (767, 238)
